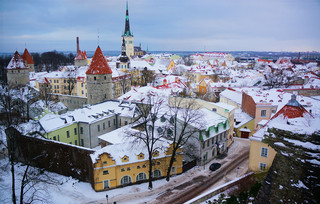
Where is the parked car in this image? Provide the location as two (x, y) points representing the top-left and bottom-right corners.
(209, 163), (221, 171)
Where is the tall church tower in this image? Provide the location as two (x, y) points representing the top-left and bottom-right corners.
(122, 1), (134, 58)
(86, 46), (113, 105)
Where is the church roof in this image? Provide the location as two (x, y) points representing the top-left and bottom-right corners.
(7, 51), (28, 69)
(86, 46), (112, 75)
(22, 48), (34, 64)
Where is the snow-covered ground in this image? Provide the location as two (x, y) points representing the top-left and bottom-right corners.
(0, 138), (249, 204)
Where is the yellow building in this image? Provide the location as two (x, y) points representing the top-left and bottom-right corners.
(248, 139), (276, 172)
(167, 60), (175, 71)
(91, 142), (183, 191)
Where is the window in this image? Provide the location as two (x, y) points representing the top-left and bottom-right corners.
(202, 142), (205, 149)
(261, 147), (268, 157)
(207, 140), (210, 147)
(113, 119), (116, 125)
(67, 131), (70, 138)
(81, 83), (84, 87)
(172, 167), (176, 173)
(81, 139), (84, 146)
(212, 137), (214, 145)
(97, 125), (100, 132)
(94, 77), (96, 81)
(142, 164), (146, 168)
(136, 172), (147, 181)
(80, 127), (83, 134)
(167, 128), (173, 137)
(121, 168), (125, 172)
(127, 167), (131, 171)
(103, 180), (109, 189)
(103, 170), (109, 175)
(261, 110), (267, 117)
(271, 109), (276, 114)
(53, 136), (56, 140)
(108, 121), (110, 127)
(152, 170), (161, 178)
(120, 176), (132, 185)
(260, 163), (267, 171)
(137, 166), (140, 169)
(203, 152), (208, 161)
(103, 123), (106, 130)
(69, 142), (72, 144)
(125, 121), (128, 125)
(104, 76), (106, 80)
(74, 128), (77, 135)
(157, 161), (160, 165)
(75, 140), (77, 145)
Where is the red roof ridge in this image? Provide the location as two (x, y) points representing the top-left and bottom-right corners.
(22, 48), (34, 64)
(86, 46), (112, 75)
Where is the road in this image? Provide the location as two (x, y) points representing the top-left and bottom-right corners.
(154, 139), (250, 204)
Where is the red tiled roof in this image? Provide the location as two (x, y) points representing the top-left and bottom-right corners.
(86, 46), (112, 75)
(22, 48), (34, 64)
(75, 50), (87, 60)
(270, 103), (312, 120)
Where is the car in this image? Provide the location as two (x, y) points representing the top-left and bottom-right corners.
(209, 163), (221, 171)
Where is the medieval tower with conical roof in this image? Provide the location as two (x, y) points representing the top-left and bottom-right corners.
(116, 37), (130, 69)
(86, 46), (113, 105)
(122, 1), (134, 58)
(21, 48), (34, 72)
(6, 51), (30, 89)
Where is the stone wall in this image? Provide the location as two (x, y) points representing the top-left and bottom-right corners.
(283, 88), (320, 97)
(7, 69), (29, 89)
(58, 94), (87, 111)
(86, 74), (112, 105)
(5, 127), (95, 184)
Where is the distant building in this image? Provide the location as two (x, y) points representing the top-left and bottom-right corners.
(74, 37), (88, 67)
(121, 2), (134, 58)
(134, 43), (146, 57)
(6, 51), (30, 89)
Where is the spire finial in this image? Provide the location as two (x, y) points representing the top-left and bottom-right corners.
(98, 29), (100, 46)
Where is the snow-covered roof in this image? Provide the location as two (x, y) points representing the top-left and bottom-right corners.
(220, 89), (242, 105)
(214, 102), (236, 112)
(90, 139), (172, 165)
(70, 100), (138, 123)
(234, 108), (254, 128)
(7, 51), (28, 69)
(251, 97), (319, 142)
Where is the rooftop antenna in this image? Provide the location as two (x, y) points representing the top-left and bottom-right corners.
(98, 29), (100, 46)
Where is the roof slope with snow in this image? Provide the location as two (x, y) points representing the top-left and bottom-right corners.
(7, 51), (28, 69)
(86, 46), (112, 75)
(22, 48), (34, 64)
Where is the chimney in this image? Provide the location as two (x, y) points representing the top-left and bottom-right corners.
(76, 37), (80, 53)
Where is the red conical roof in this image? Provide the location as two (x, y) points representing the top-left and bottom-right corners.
(7, 51), (28, 69)
(22, 48), (34, 64)
(86, 46), (112, 75)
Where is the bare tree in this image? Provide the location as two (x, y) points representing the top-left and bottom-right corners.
(118, 74), (131, 95)
(128, 93), (166, 189)
(66, 70), (76, 95)
(4, 127), (58, 204)
(165, 97), (204, 181)
(141, 67), (155, 86)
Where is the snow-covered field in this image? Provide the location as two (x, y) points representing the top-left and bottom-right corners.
(0, 138), (249, 204)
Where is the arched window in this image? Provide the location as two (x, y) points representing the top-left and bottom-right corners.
(136, 172), (147, 181)
(152, 170), (161, 178)
(120, 175), (132, 185)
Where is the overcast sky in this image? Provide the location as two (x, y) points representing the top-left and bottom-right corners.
(0, 0), (319, 53)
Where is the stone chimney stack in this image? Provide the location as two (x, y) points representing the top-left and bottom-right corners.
(76, 37), (80, 53)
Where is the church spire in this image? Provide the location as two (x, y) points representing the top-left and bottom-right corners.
(123, 1), (132, 36)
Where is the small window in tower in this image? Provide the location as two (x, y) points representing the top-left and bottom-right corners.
(104, 76), (106, 80)
(94, 77), (96, 81)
